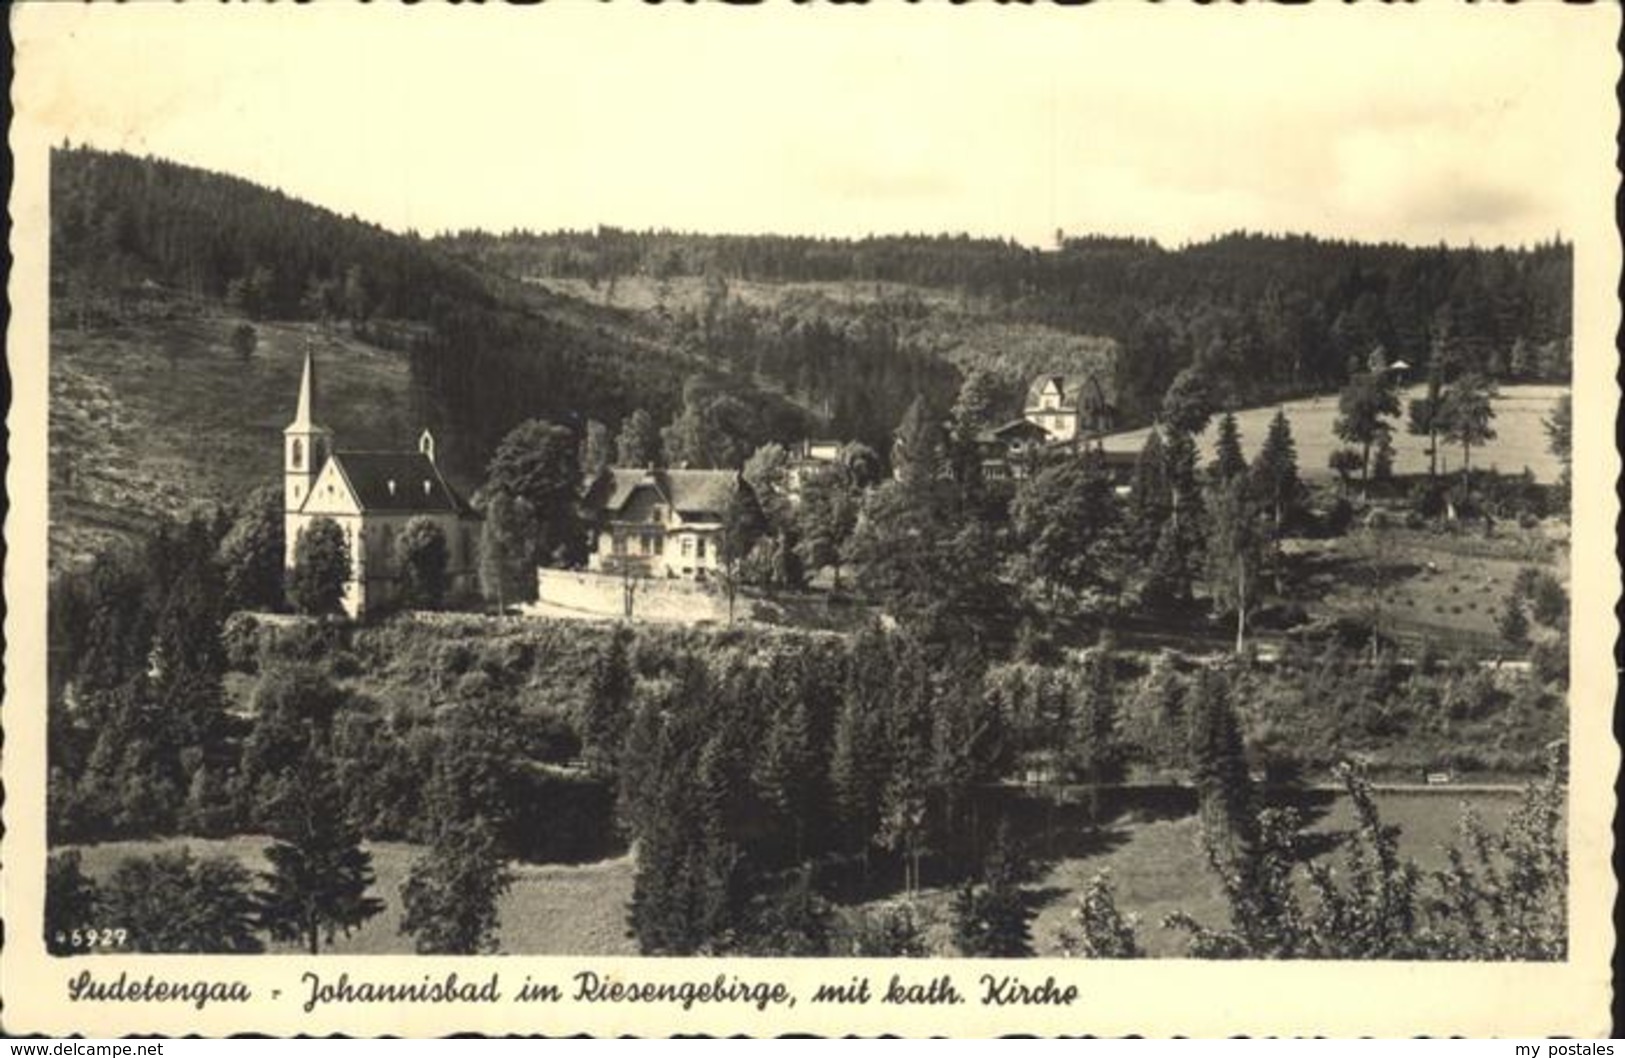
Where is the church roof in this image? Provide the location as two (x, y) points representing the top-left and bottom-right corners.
(327, 451), (476, 515)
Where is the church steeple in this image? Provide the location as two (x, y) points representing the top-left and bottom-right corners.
(292, 347), (319, 428)
(284, 346), (334, 515)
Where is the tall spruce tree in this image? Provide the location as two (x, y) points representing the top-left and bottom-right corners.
(1129, 429), (1171, 555)
(399, 816), (513, 955)
(255, 742), (384, 954)
(1210, 411), (1246, 484)
(1184, 668), (1256, 868)
(1249, 408), (1303, 540)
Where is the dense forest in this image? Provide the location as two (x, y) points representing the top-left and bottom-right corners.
(47, 148), (810, 483)
(51, 147), (1570, 483)
(439, 227), (1572, 424)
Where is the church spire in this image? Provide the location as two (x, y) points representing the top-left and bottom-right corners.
(284, 343), (333, 516)
(292, 345), (318, 428)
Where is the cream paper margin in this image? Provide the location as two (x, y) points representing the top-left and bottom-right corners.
(3, 1), (1617, 1038)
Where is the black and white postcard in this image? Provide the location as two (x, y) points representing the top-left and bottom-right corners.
(4, 1), (1617, 1037)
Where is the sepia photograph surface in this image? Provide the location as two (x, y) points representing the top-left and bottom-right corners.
(4, 1), (1618, 1037)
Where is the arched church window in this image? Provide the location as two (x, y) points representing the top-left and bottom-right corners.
(291, 438), (304, 470)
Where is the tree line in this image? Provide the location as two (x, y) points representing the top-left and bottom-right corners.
(438, 226), (1572, 424)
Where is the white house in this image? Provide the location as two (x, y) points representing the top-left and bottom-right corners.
(1023, 374), (1114, 444)
(581, 467), (736, 580)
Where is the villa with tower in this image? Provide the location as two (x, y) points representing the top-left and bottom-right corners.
(283, 351), (481, 618)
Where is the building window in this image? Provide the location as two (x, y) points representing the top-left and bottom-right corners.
(681, 537), (693, 557)
(696, 537), (707, 560)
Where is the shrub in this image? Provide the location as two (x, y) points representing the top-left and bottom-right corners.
(221, 612), (262, 674)
(840, 901), (931, 957)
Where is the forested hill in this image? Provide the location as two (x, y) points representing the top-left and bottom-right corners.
(47, 148), (818, 490)
(437, 227), (1573, 422)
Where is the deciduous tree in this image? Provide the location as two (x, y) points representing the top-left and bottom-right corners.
(394, 516), (449, 610)
(1439, 372), (1498, 477)
(483, 418), (586, 569)
(288, 517), (350, 617)
(615, 408), (661, 468)
(219, 485), (285, 612)
(1333, 370), (1400, 486)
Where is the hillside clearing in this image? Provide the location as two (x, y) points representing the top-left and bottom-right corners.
(1101, 385), (1568, 484)
(50, 306), (418, 570)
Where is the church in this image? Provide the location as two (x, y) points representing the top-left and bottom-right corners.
(283, 351), (481, 618)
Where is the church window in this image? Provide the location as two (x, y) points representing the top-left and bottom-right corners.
(291, 438), (304, 469)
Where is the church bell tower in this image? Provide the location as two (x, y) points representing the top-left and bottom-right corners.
(284, 348), (334, 515)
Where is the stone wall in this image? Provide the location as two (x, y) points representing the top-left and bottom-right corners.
(537, 569), (751, 624)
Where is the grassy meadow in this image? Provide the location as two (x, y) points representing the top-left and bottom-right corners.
(1101, 385), (1568, 484)
(68, 788), (1528, 958)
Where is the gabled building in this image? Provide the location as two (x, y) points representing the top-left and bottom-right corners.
(582, 466), (737, 580)
(976, 419), (1051, 480)
(1024, 374), (1114, 444)
(283, 351), (480, 618)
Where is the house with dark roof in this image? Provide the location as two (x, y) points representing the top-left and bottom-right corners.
(1023, 373), (1114, 444)
(283, 351), (481, 618)
(581, 466), (736, 580)
(976, 418), (1051, 480)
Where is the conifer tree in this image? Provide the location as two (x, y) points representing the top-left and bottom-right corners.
(951, 826), (1034, 957)
(1184, 668), (1256, 868)
(400, 816), (513, 954)
(756, 659), (821, 863)
(1128, 429), (1171, 555)
(1066, 646), (1126, 799)
(1249, 408), (1303, 539)
(581, 631), (634, 778)
(1210, 411), (1246, 484)
(100, 849), (263, 953)
(830, 628), (893, 867)
(891, 396), (950, 491)
(255, 742), (383, 954)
